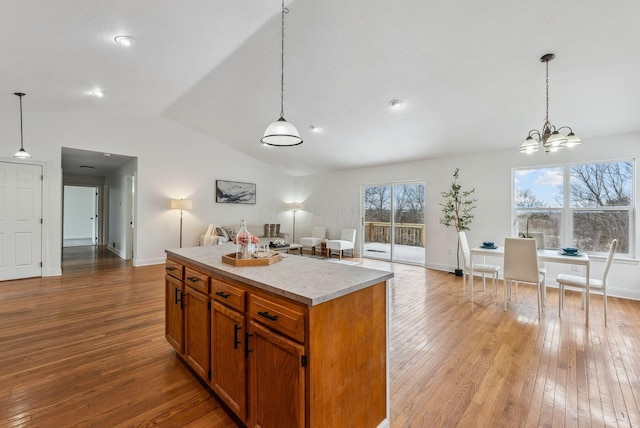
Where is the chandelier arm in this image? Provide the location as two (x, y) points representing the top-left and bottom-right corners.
(527, 129), (542, 139)
(555, 126), (573, 134)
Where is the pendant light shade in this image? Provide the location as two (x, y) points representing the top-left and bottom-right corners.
(261, 0), (303, 147)
(13, 92), (31, 159)
(262, 117), (302, 146)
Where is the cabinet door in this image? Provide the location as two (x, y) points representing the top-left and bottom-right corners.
(165, 274), (184, 353)
(211, 301), (246, 420)
(184, 285), (211, 380)
(248, 320), (305, 428)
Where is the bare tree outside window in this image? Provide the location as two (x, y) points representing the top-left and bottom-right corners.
(513, 160), (633, 255)
(571, 161), (632, 253)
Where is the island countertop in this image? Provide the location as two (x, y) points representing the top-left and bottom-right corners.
(165, 244), (393, 306)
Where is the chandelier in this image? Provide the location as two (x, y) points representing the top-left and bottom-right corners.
(261, 0), (303, 147)
(520, 53), (582, 154)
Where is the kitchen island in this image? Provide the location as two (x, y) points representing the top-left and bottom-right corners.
(165, 244), (393, 428)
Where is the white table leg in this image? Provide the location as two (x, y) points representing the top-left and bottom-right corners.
(585, 262), (590, 326)
(470, 260), (474, 302)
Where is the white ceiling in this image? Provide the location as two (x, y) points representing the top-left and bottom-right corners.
(3, 0), (640, 176)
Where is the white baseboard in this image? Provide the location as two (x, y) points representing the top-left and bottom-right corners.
(134, 257), (166, 267)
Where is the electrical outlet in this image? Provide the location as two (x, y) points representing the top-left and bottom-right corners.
(448, 248), (453, 255)
(571, 264), (579, 272)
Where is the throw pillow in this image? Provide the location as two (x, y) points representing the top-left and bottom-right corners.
(215, 227), (229, 241)
(263, 223), (281, 238)
(225, 226), (236, 240)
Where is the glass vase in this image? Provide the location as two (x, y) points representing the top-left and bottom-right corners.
(236, 219), (253, 259)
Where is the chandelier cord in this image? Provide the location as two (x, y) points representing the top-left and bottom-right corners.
(545, 59), (550, 127)
(279, 0), (289, 119)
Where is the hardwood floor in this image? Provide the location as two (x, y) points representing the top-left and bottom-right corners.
(1, 248), (639, 427)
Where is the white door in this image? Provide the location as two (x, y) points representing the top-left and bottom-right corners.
(0, 162), (43, 280)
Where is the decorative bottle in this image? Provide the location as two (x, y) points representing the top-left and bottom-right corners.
(236, 219), (253, 259)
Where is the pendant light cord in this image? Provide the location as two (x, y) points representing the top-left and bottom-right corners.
(18, 93), (25, 150)
(280, 0), (289, 119)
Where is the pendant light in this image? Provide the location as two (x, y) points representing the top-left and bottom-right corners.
(261, 0), (303, 147)
(520, 53), (582, 154)
(14, 92), (31, 159)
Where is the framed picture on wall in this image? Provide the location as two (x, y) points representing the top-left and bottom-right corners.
(216, 180), (256, 204)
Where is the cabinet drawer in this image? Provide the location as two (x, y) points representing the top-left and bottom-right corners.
(211, 279), (245, 312)
(184, 267), (209, 294)
(165, 260), (183, 280)
(249, 295), (305, 342)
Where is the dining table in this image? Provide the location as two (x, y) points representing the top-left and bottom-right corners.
(469, 245), (591, 325)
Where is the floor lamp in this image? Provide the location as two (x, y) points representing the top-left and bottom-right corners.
(170, 199), (192, 247)
(285, 202), (304, 243)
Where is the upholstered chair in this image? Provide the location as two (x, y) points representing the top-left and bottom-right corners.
(299, 227), (327, 255)
(326, 229), (356, 260)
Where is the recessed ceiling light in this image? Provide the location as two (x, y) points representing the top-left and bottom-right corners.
(80, 165), (95, 170)
(389, 99), (403, 109)
(103, 153), (111, 157)
(114, 35), (133, 47)
(310, 125), (321, 132)
(91, 90), (104, 98)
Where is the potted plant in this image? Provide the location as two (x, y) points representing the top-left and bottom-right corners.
(440, 168), (477, 276)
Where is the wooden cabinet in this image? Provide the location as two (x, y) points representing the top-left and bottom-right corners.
(246, 290), (307, 427)
(184, 281), (211, 380)
(166, 254), (388, 428)
(248, 320), (305, 428)
(165, 262), (184, 353)
(211, 301), (246, 419)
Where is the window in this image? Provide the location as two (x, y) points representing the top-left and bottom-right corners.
(513, 160), (634, 256)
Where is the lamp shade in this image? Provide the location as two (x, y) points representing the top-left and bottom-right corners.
(262, 117), (303, 146)
(285, 202), (304, 211)
(565, 132), (582, 148)
(170, 199), (192, 210)
(519, 136), (539, 154)
(14, 147), (31, 158)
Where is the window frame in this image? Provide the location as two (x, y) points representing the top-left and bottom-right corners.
(512, 158), (635, 257)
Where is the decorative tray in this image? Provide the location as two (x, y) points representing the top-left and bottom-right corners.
(222, 251), (283, 266)
(269, 243), (289, 248)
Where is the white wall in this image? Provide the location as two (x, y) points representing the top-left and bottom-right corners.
(105, 158), (137, 258)
(294, 132), (640, 300)
(1, 109), (638, 299)
(0, 111), (296, 274)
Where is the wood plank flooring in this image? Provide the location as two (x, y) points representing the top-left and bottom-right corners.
(1, 247), (639, 427)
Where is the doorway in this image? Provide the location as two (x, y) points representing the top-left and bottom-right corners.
(362, 181), (425, 265)
(63, 185), (99, 247)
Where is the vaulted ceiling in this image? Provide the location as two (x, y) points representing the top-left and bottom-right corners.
(3, 1), (640, 176)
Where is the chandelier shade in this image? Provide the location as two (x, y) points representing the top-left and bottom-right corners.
(13, 92), (31, 159)
(261, 0), (303, 147)
(520, 53), (582, 154)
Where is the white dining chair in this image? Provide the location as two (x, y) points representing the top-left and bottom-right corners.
(459, 231), (500, 298)
(557, 238), (617, 326)
(503, 237), (545, 319)
(514, 233), (547, 303)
